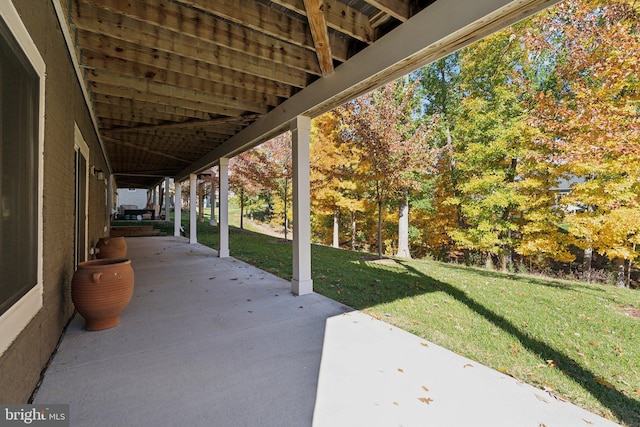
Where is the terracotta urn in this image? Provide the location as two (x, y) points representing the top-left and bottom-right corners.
(71, 258), (135, 331)
(96, 236), (127, 259)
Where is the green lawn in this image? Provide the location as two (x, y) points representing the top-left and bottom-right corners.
(114, 219), (640, 425)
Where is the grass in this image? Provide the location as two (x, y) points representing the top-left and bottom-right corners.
(113, 218), (640, 425)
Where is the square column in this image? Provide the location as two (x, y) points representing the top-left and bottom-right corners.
(174, 181), (182, 237)
(189, 173), (197, 244)
(218, 158), (230, 258)
(164, 177), (171, 221)
(291, 115), (313, 295)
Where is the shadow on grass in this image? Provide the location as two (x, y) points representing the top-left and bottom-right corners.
(396, 260), (638, 425)
(334, 253), (638, 424)
(186, 226), (639, 424)
(439, 262), (606, 293)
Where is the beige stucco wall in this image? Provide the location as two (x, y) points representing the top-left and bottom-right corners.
(0, 0), (111, 402)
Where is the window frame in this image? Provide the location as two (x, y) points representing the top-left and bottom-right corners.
(0, 2), (46, 356)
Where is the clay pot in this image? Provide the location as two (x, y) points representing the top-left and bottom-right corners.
(71, 258), (134, 331)
(96, 236), (127, 259)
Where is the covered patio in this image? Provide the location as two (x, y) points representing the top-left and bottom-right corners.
(33, 237), (620, 426)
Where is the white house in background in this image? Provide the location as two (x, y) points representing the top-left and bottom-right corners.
(116, 188), (148, 209)
(550, 175), (587, 213)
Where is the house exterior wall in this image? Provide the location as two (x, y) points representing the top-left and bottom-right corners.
(0, 0), (110, 402)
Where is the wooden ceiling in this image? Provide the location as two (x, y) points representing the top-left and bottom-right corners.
(59, 0), (559, 188)
(61, 0), (424, 188)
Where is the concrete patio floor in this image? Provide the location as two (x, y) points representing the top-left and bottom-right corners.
(33, 236), (621, 426)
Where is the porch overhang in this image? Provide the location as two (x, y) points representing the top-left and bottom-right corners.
(55, 0), (560, 189)
(175, 0), (560, 181)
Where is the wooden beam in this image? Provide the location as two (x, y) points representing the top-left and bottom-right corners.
(103, 115), (260, 135)
(74, 2), (323, 77)
(87, 70), (268, 114)
(90, 82), (247, 117)
(103, 136), (192, 163)
(361, 0), (410, 22)
(93, 94), (212, 121)
(89, 0), (351, 62)
(76, 29), (308, 89)
(79, 48), (280, 108)
(303, 0), (334, 77)
(271, 0), (373, 42)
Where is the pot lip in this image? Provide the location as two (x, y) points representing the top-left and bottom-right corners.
(99, 236), (125, 240)
(77, 258), (131, 268)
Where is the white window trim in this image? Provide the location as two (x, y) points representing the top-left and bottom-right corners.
(74, 124), (90, 265)
(0, 2), (46, 356)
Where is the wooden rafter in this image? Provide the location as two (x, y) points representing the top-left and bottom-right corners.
(271, 0), (374, 43)
(74, 2), (323, 77)
(103, 136), (192, 163)
(303, 0), (335, 77)
(361, 0), (410, 22)
(76, 30), (308, 89)
(103, 115), (261, 135)
(88, 71), (268, 115)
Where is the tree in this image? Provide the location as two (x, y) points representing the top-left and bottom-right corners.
(229, 151), (263, 229)
(445, 29), (534, 271)
(525, 0), (640, 285)
(310, 112), (366, 248)
(336, 79), (433, 258)
(415, 54), (465, 261)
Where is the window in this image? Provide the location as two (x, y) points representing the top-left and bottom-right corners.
(0, 16), (39, 316)
(0, 2), (45, 355)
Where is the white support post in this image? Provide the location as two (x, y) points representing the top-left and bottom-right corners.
(291, 115), (313, 295)
(218, 158), (230, 258)
(174, 180), (182, 237)
(164, 177), (171, 221)
(189, 174), (197, 244)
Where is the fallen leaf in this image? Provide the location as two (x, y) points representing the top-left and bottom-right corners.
(422, 386), (429, 392)
(594, 378), (614, 388)
(420, 342), (429, 347)
(544, 387), (568, 402)
(589, 341), (601, 346)
(540, 423), (547, 427)
(463, 363), (473, 368)
(582, 419), (594, 425)
(397, 368), (404, 373)
(393, 401), (399, 406)
(418, 397), (433, 405)
(498, 367), (509, 373)
(546, 359), (556, 368)
(634, 389), (640, 395)
(535, 394), (549, 403)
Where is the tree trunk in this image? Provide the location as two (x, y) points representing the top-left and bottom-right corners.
(198, 181), (205, 222)
(485, 254), (494, 270)
(209, 188), (217, 226)
(350, 211), (357, 251)
(332, 209), (340, 248)
(615, 258), (626, 288)
(283, 179), (289, 242)
(627, 243), (635, 288)
(377, 200), (383, 259)
(396, 191), (411, 258)
(239, 188), (244, 230)
(583, 247), (593, 283)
